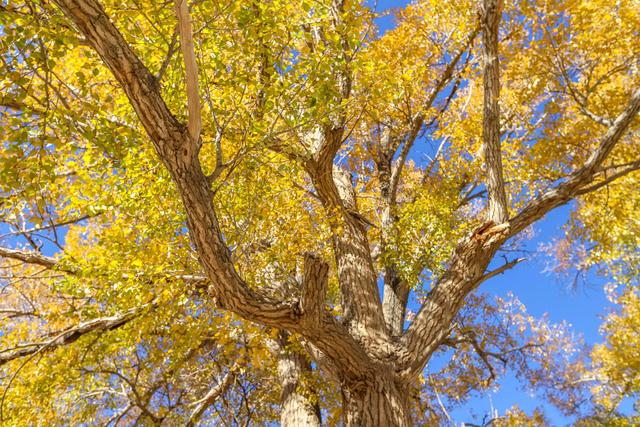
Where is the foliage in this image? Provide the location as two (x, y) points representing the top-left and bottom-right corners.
(0, 0), (638, 425)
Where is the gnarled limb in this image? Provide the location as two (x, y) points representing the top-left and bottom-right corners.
(52, 0), (378, 382)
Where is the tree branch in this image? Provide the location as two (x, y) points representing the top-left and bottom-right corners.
(156, 25), (179, 81)
(308, 163), (388, 345)
(300, 9), (389, 341)
(41, 0), (384, 389)
(0, 246), (67, 271)
(481, 0), (508, 223)
(299, 253), (329, 328)
(186, 363), (239, 427)
(474, 257), (525, 289)
(389, 26), (479, 201)
(0, 214), (97, 240)
(509, 87), (640, 236)
(400, 87), (640, 380)
(575, 161), (640, 196)
(174, 0), (202, 143)
(52, 0), (194, 161)
(0, 304), (149, 366)
(552, 45), (614, 127)
(0, 245), (209, 288)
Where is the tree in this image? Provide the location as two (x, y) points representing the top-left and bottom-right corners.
(556, 140), (640, 425)
(585, 291), (640, 426)
(0, 0), (638, 425)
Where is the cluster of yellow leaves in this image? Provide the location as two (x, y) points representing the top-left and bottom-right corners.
(589, 291), (640, 423)
(494, 405), (548, 427)
(1, 0), (639, 424)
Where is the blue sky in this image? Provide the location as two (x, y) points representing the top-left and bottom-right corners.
(441, 205), (614, 425)
(0, 1), (627, 424)
(368, 0), (620, 425)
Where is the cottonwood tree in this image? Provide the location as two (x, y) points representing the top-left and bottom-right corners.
(549, 140), (640, 426)
(1, 0), (639, 425)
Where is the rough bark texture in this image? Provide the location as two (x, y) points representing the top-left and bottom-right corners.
(377, 149), (410, 337)
(275, 332), (322, 427)
(382, 268), (409, 337)
(342, 372), (411, 427)
(44, 0), (640, 425)
(481, 0), (509, 223)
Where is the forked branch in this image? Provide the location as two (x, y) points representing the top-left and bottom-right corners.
(509, 88), (640, 236)
(401, 87), (640, 378)
(186, 363), (239, 427)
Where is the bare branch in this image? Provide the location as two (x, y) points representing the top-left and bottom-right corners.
(481, 0), (508, 223)
(273, 331), (322, 426)
(0, 213), (98, 239)
(174, 0), (202, 143)
(474, 257), (525, 289)
(186, 363), (239, 427)
(0, 246), (64, 271)
(156, 25), (179, 81)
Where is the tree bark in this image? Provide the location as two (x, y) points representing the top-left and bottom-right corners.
(341, 372), (411, 427)
(481, 0), (509, 223)
(377, 150), (410, 337)
(275, 332), (322, 427)
(382, 269), (410, 337)
(47, 1), (640, 425)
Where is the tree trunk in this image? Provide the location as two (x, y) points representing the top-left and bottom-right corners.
(382, 268), (410, 336)
(341, 373), (411, 427)
(276, 332), (322, 427)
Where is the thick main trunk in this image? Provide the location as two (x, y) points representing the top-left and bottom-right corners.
(342, 373), (411, 427)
